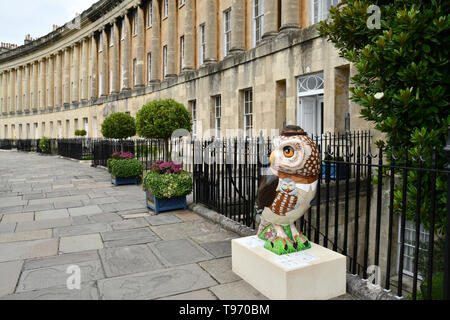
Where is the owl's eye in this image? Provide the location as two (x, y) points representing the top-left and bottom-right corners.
(283, 146), (295, 158)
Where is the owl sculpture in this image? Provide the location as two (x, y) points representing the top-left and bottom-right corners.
(255, 126), (320, 255)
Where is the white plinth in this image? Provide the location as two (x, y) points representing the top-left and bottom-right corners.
(232, 236), (346, 300)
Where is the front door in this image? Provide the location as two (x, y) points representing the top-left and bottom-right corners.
(297, 94), (323, 137)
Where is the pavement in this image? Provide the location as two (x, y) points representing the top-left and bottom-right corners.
(0, 150), (353, 300)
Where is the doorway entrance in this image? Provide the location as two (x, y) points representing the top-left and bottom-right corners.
(297, 72), (324, 137)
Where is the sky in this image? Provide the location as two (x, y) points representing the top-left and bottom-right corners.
(0, 0), (98, 45)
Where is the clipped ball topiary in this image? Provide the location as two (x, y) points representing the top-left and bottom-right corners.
(136, 99), (192, 140)
(101, 112), (136, 140)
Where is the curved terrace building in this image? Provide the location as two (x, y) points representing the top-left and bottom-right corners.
(0, 0), (371, 140)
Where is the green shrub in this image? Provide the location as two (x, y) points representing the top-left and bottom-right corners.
(107, 158), (118, 172)
(143, 170), (192, 199)
(75, 129), (87, 137)
(101, 112), (136, 140)
(39, 137), (51, 154)
(111, 159), (143, 178)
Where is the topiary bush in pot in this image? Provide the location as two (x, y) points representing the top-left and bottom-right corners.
(38, 137), (51, 154)
(108, 151), (143, 186)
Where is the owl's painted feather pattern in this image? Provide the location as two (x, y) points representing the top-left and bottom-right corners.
(269, 191), (298, 216)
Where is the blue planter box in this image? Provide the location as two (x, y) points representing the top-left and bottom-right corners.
(145, 189), (187, 215)
(111, 175), (138, 186)
(321, 162), (348, 180)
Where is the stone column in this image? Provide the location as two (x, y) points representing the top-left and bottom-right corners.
(280, 0), (300, 32)
(0, 72), (4, 114)
(32, 62), (38, 111)
(122, 12), (131, 89)
(230, 0), (245, 53)
(55, 52), (62, 107)
(205, 0), (217, 63)
(81, 37), (89, 101)
(63, 48), (70, 106)
(183, 0), (195, 71)
(39, 59), (46, 111)
(72, 43), (80, 102)
(17, 67), (22, 113)
(101, 28), (108, 96)
(112, 21), (120, 93)
(150, 0), (160, 82)
(166, 0), (177, 77)
(48, 56), (54, 109)
(90, 34), (98, 98)
(262, 0), (278, 39)
(135, 5), (145, 86)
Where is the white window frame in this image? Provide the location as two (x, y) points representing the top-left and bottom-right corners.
(120, 64), (124, 89)
(310, 0), (339, 25)
(163, 0), (168, 18)
(243, 89), (253, 137)
(199, 24), (206, 66)
(191, 100), (197, 139)
(134, 10), (138, 35)
(148, 0), (153, 27)
(110, 28), (114, 47)
(110, 69), (113, 93)
(252, 0), (264, 47)
(223, 9), (232, 58)
(214, 95), (221, 138)
(121, 19), (126, 40)
(83, 117), (89, 137)
(147, 53), (152, 82)
(163, 45), (168, 77)
(180, 36), (185, 70)
(98, 72), (103, 97)
(133, 58), (137, 86)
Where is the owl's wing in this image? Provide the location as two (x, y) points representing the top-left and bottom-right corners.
(256, 174), (279, 208)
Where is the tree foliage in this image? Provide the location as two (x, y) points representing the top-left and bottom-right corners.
(136, 99), (192, 140)
(101, 112), (136, 140)
(318, 0), (450, 233)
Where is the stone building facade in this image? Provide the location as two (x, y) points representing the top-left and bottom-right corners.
(0, 0), (372, 140)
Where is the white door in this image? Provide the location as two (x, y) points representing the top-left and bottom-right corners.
(298, 95), (323, 137)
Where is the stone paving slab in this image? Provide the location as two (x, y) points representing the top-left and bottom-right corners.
(149, 239), (214, 267)
(99, 244), (165, 277)
(0, 229), (52, 243)
(109, 217), (149, 231)
(68, 205), (103, 217)
(23, 250), (99, 270)
(35, 209), (69, 221)
(88, 213), (122, 224)
(59, 234), (104, 253)
(23, 203), (54, 212)
(173, 210), (203, 222)
(198, 257), (241, 284)
(53, 201), (85, 210)
(15, 217), (71, 233)
(0, 205), (24, 214)
(150, 220), (225, 241)
(145, 213), (183, 226)
(97, 263), (218, 300)
(2, 281), (99, 300)
(1, 212), (34, 223)
(209, 280), (269, 300)
(0, 260), (23, 297)
(101, 227), (156, 242)
(0, 223), (16, 234)
(158, 289), (217, 300)
(16, 260), (104, 293)
(190, 231), (239, 244)
(200, 240), (232, 258)
(0, 238), (58, 263)
(54, 223), (112, 237)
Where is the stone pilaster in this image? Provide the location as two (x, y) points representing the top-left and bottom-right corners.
(90, 34), (98, 99)
(135, 5), (145, 86)
(166, 0), (177, 77)
(150, 0), (160, 82)
(280, 0), (300, 32)
(122, 12), (131, 90)
(0, 72), (5, 114)
(81, 38), (89, 100)
(9, 69), (15, 114)
(23, 65), (29, 112)
(205, 0), (217, 63)
(182, 0), (195, 71)
(32, 61), (38, 111)
(55, 52), (62, 107)
(262, 0), (278, 39)
(39, 59), (46, 111)
(47, 56), (54, 109)
(72, 43), (80, 102)
(111, 21), (120, 93)
(101, 28), (108, 96)
(17, 67), (22, 113)
(230, 0), (245, 53)
(63, 48), (70, 106)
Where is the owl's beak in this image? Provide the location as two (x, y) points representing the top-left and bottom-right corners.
(269, 152), (275, 165)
